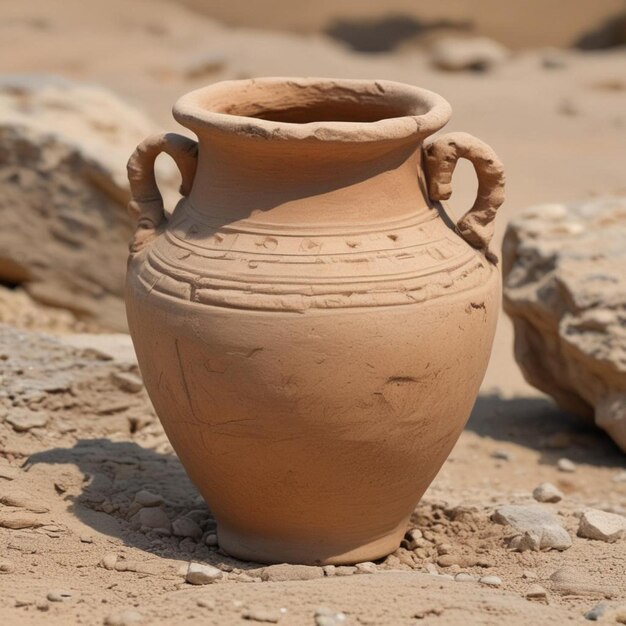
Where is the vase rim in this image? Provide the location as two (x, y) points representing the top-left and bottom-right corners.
(173, 77), (452, 144)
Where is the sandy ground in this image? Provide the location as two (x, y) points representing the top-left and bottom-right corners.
(0, 1), (625, 624)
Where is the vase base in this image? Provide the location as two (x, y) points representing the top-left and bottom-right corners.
(217, 524), (406, 566)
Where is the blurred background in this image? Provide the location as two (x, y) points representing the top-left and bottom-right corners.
(1, 0), (625, 393)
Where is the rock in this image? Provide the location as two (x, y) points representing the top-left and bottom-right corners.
(503, 197), (626, 453)
(172, 516), (202, 540)
(46, 589), (72, 602)
(577, 509), (626, 542)
(242, 608), (282, 623)
(532, 482), (563, 503)
(491, 449), (512, 461)
(204, 533), (218, 547)
(185, 562), (223, 585)
(0, 488), (49, 513)
(430, 36), (508, 72)
(111, 372), (143, 393)
(525, 584), (548, 601)
(557, 458), (577, 473)
(260, 564), (324, 582)
(5, 409), (48, 432)
(356, 562), (377, 574)
(129, 507), (170, 534)
(479, 575), (502, 587)
(104, 609), (144, 626)
(133, 490), (163, 507)
(454, 573), (475, 582)
(584, 601), (609, 621)
(0, 75), (177, 330)
(0, 512), (46, 529)
(334, 566), (357, 577)
(100, 553), (118, 570)
(314, 607), (347, 626)
(492, 505), (572, 551)
(0, 559), (14, 573)
(549, 567), (614, 597)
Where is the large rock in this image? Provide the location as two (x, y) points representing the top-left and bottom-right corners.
(503, 197), (626, 452)
(0, 75), (177, 330)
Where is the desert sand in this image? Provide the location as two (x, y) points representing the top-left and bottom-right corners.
(0, 1), (625, 624)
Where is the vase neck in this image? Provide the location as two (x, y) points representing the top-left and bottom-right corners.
(186, 133), (432, 228)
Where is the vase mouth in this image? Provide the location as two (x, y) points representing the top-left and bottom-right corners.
(173, 77), (451, 144)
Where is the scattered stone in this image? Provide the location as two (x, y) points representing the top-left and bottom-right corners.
(491, 449), (512, 461)
(36, 600), (49, 611)
(532, 482), (563, 503)
(104, 609), (144, 626)
(356, 562), (377, 574)
(111, 371), (143, 393)
(584, 601), (609, 621)
(260, 564), (324, 582)
(185, 562), (223, 585)
(525, 584), (548, 601)
(0, 512), (46, 529)
(578, 509), (626, 543)
(0, 489), (49, 513)
(204, 533), (218, 547)
(46, 589), (72, 602)
(133, 490), (163, 507)
(196, 598), (216, 610)
(334, 566), (357, 577)
(243, 608), (282, 623)
(79, 534), (93, 544)
(172, 516), (202, 540)
(0, 559), (14, 573)
(5, 409), (48, 432)
(129, 507), (171, 534)
(492, 505), (572, 551)
(323, 565), (336, 576)
(479, 575), (502, 587)
(430, 36), (508, 72)
(454, 573), (475, 583)
(503, 197), (626, 453)
(314, 607), (347, 626)
(557, 458), (577, 473)
(100, 553), (118, 570)
(549, 567), (614, 597)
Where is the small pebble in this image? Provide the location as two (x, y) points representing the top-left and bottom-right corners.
(36, 600), (49, 612)
(80, 534), (94, 544)
(557, 458), (577, 473)
(204, 533), (218, 547)
(479, 575), (502, 587)
(104, 609), (144, 626)
(314, 607), (347, 626)
(525, 584), (548, 600)
(185, 562), (223, 585)
(491, 450), (512, 461)
(172, 516), (202, 540)
(243, 608), (282, 623)
(133, 490), (164, 507)
(454, 573), (475, 583)
(532, 482), (563, 503)
(100, 553), (118, 570)
(584, 601), (609, 621)
(323, 565), (336, 577)
(0, 559), (14, 573)
(47, 590), (72, 602)
(356, 561), (377, 574)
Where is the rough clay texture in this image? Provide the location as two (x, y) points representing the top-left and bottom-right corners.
(0, 75), (177, 331)
(1, 324), (625, 625)
(503, 197), (626, 452)
(126, 77), (504, 564)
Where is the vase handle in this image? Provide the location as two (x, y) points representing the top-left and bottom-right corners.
(424, 132), (505, 263)
(127, 132), (198, 254)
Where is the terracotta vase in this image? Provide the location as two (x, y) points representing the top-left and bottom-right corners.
(125, 78), (505, 565)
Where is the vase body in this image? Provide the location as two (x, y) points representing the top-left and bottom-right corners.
(125, 78), (503, 564)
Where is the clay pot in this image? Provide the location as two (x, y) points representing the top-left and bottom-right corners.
(125, 78), (505, 565)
